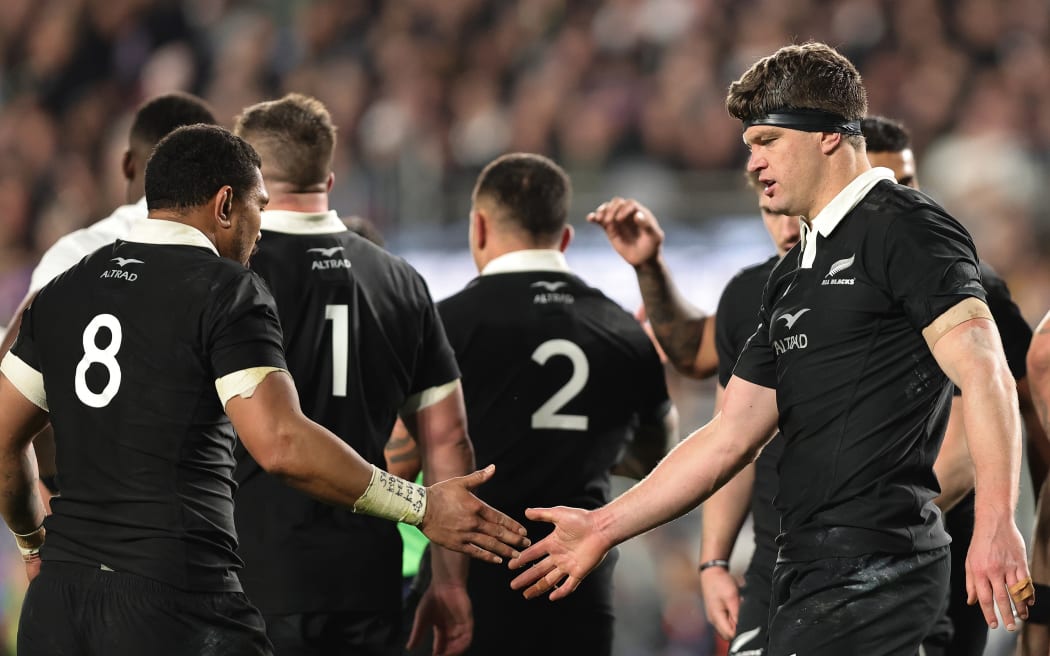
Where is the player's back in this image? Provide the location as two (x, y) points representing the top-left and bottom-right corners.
(234, 210), (458, 613)
(439, 264), (669, 535)
(17, 228), (282, 592)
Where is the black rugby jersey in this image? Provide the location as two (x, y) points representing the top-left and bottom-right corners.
(734, 173), (986, 560)
(233, 209), (459, 614)
(8, 219), (286, 592)
(715, 255), (784, 573)
(438, 250), (671, 535)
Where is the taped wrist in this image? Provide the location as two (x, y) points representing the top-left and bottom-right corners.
(12, 525), (45, 560)
(1028, 584), (1050, 625)
(352, 465), (427, 526)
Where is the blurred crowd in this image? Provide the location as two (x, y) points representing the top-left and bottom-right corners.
(1, 0), (1050, 323)
(2, 1), (1050, 652)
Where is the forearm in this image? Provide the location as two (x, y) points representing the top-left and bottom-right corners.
(0, 442), (46, 535)
(411, 389), (475, 585)
(957, 364), (1022, 519)
(594, 416), (750, 548)
(263, 413), (380, 506)
(932, 397), (974, 512)
(699, 462), (755, 562)
(634, 256), (710, 377)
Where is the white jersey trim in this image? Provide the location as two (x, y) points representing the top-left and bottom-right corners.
(126, 219), (219, 255)
(799, 167), (895, 269)
(215, 366), (288, 409)
(1, 353), (48, 411)
(481, 250), (571, 276)
(261, 210), (347, 235)
(401, 379), (459, 415)
(28, 197), (148, 295)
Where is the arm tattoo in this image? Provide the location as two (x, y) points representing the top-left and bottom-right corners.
(636, 259), (707, 372)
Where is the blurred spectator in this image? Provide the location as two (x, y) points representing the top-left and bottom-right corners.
(3, 5), (1050, 650)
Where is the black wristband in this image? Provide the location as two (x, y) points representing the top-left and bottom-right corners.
(698, 559), (729, 572)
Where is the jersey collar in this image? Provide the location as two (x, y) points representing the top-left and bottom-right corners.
(800, 167), (895, 269)
(260, 209), (346, 235)
(126, 219), (219, 256)
(481, 249), (571, 276)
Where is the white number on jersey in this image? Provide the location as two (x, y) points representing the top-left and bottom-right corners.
(74, 313), (123, 408)
(325, 304), (349, 397)
(531, 338), (589, 431)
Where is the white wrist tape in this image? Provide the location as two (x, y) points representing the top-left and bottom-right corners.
(12, 525), (45, 559)
(352, 465), (427, 526)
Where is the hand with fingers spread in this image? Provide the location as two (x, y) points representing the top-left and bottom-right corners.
(965, 514), (1033, 631)
(587, 197), (665, 268)
(420, 465), (530, 563)
(506, 506), (609, 601)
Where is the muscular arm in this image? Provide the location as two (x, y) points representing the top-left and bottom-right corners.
(932, 396), (974, 512)
(384, 418), (422, 481)
(588, 197), (716, 379)
(698, 383), (762, 639)
(0, 375), (49, 534)
(0, 293), (56, 508)
(401, 384), (476, 654)
(603, 377), (776, 543)
(508, 375), (778, 599)
(0, 373), (51, 580)
(226, 371), (527, 563)
(636, 257), (718, 379)
(929, 311), (1030, 628)
(401, 385), (474, 587)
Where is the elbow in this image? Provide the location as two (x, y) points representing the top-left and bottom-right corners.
(250, 424), (300, 479)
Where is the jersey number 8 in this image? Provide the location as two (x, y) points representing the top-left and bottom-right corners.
(75, 313), (123, 408)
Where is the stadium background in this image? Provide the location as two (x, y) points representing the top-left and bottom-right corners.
(0, 0), (1048, 654)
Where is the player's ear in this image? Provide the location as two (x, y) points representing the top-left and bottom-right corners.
(213, 186), (234, 228)
(326, 172), (335, 193)
(471, 209), (487, 250)
(558, 225), (573, 253)
(121, 150), (135, 182)
(820, 131), (843, 155)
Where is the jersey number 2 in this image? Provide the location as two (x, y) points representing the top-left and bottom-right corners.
(531, 339), (589, 431)
(75, 314), (122, 408)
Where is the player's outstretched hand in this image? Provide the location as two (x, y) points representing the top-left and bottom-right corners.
(587, 197), (665, 268)
(507, 506), (608, 601)
(420, 465), (529, 564)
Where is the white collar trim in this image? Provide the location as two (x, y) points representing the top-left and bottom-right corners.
(481, 250), (571, 276)
(127, 219), (219, 256)
(800, 167), (895, 268)
(261, 209), (346, 235)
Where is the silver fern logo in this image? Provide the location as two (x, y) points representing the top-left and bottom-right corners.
(822, 253), (856, 286)
(825, 254), (855, 277)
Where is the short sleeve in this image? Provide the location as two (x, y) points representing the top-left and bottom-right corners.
(407, 271), (460, 396)
(205, 271), (287, 380)
(632, 329), (672, 424)
(884, 209), (985, 332)
(715, 273), (766, 388)
(729, 297), (777, 390)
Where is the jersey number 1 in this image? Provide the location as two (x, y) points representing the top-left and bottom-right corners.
(75, 314), (122, 408)
(325, 304), (349, 397)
